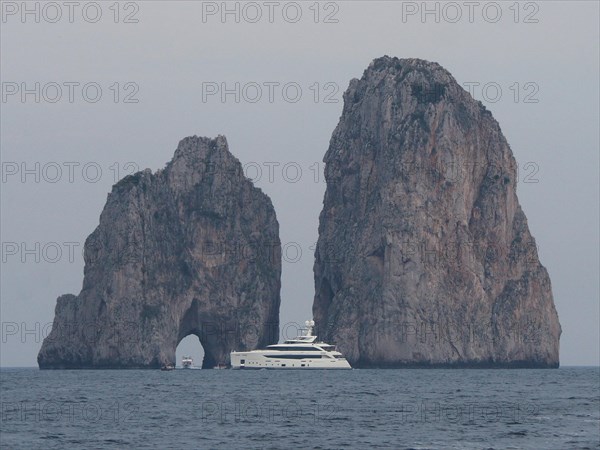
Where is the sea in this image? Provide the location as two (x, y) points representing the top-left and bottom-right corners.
(1, 367), (598, 449)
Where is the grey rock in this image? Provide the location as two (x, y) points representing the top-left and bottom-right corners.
(313, 56), (561, 368)
(38, 135), (281, 369)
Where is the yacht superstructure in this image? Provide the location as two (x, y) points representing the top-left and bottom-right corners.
(230, 320), (351, 369)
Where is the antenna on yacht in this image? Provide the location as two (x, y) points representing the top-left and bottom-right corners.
(305, 320), (315, 337)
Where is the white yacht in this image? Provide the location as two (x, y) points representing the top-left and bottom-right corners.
(230, 320), (351, 369)
(181, 356), (193, 369)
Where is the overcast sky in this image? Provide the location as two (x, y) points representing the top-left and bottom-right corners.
(1, 1), (598, 366)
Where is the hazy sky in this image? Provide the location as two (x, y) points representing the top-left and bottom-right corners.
(1, 1), (598, 366)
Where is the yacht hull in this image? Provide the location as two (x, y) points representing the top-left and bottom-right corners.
(230, 352), (352, 369)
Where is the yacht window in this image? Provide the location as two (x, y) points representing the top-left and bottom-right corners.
(268, 346), (321, 352)
(265, 355), (322, 359)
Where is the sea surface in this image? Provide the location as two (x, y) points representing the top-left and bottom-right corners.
(1, 367), (598, 449)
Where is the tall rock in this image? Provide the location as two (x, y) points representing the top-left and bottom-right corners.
(313, 56), (561, 368)
(39, 136), (281, 369)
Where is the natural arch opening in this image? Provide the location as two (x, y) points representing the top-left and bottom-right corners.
(176, 300), (227, 369)
(176, 334), (205, 369)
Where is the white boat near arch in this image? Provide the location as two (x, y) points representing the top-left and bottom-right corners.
(230, 320), (351, 369)
(181, 356), (193, 369)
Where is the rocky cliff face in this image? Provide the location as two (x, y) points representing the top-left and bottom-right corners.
(38, 136), (281, 369)
(313, 56), (561, 367)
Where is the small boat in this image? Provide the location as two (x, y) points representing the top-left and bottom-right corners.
(230, 320), (351, 370)
(160, 364), (175, 371)
(213, 363), (228, 369)
(181, 356), (193, 369)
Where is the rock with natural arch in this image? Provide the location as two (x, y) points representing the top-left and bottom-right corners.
(38, 136), (281, 369)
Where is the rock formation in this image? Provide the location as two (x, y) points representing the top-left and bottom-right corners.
(38, 136), (281, 369)
(313, 56), (561, 368)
